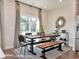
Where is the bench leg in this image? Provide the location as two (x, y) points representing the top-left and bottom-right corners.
(58, 44), (63, 51)
(40, 48), (47, 59)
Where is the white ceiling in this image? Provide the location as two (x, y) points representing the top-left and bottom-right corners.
(18, 0), (72, 10)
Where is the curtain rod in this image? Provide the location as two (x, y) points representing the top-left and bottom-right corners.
(15, 1), (41, 10)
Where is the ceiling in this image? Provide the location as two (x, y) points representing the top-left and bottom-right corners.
(18, 0), (72, 10)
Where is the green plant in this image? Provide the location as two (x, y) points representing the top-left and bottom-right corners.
(49, 37), (56, 42)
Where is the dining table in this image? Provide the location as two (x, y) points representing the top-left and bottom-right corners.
(24, 34), (59, 55)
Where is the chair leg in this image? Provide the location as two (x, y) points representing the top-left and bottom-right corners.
(24, 46), (27, 56)
(27, 45), (28, 51)
(20, 47), (23, 54)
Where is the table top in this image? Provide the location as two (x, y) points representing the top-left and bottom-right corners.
(37, 40), (64, 49)
(24, 34), (59, 39)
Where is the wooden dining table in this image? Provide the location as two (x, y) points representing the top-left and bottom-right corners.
(24, 34), (59, 55)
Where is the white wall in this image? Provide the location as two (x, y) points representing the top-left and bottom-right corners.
(3, 0), (16, 49)
(46, 0), (76, 50)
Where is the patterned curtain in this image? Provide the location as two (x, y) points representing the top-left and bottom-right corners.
(14, 1), (20, 48)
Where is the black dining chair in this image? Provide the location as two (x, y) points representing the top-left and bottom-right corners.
(37, 32), (46, 41)
(25, 33), (37, 51)
(25, 33), (32, 42)
(25, 33), (36, 42)
(25, 33), (32, 35)
(18, 35), (30, 56)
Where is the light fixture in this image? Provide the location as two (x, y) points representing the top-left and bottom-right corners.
(31, 2), (35, 5)
(59, 0), (63, 3)
(44, 6), (47, 9)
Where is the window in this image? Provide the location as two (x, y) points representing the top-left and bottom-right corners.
(20, 16), (39, 35)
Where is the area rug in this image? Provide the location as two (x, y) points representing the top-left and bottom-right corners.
(12, 46), (71, 59)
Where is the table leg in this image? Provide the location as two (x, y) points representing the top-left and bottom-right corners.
(29, 39), (36, 55)
(58, 44), (63, 51)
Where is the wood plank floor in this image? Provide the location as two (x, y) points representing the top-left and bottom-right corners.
(56, 51), (79, 59)
(3, 49), (79, 59)
(3, 49), (18, 59)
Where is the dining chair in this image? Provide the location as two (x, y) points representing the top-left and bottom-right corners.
(59, 30), (69, 46)
(25, 33), (36, 42)
(18, 35), (30, 56)
(25, 33), (37, 53)
(37, 32), (46, 41)
(25, 33), (32, 35)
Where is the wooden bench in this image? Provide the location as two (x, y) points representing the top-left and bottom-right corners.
(37, 40), (64, 59)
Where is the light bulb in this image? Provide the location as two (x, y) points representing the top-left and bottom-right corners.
(59, 0), (62, 3)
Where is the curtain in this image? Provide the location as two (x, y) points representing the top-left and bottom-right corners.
(20, 3), (39, 34)
(0, 0), (4, 49)
(0, 0), (1, 47)
(14, 1), (20, 48)
(38, 9), (44, 33)
(20, 3), (39, 17)
(20, 4), (44, 33)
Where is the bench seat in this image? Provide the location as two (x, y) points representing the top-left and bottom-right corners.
(37, 40), (64, 49)
(37, 40), (64, 59)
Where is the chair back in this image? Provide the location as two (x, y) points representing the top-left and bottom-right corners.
(37, 32), (45, 36)
(25, 33), (32, 35)
(18, 35), (25, 43)
(37, 32), (41, 35)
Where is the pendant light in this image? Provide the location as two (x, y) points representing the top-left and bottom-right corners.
(59, 0), (63, 3)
